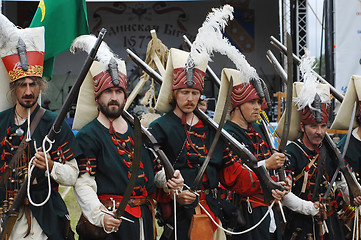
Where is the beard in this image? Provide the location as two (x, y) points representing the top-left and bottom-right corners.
(18, 95), (38, 108)
(99, 100), (124, 119)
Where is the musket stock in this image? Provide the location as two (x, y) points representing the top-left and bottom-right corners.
(0, 29), (107, 240)
(127, 48), (285, 203)
(323, 133), (361, 206)
(194, 109), (285, 203)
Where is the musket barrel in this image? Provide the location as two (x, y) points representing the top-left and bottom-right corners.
(270, 36), (344, 102)
(47, 28), (107, 141)
(266, 50), (287, 83)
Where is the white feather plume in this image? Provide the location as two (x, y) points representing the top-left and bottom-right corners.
(188, 4), (258, 83)
(294, 48), (330, 111)
(70, 34), (124, 72)
(0, 14), (20, 52)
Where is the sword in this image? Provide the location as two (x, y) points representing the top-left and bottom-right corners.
(190, 77), (233, 191)
(114, 116), (142, 219)
(122, 110), (175, 180)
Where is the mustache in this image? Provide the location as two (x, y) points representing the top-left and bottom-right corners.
(185, 101), (195, 106)
(22, 95), (34, 99)
(312, 134), (323, 139)
(108, 100), (120, 106)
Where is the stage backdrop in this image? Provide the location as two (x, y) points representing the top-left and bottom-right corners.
(335, 0), (361, 93)
(3, 0), (280, 113)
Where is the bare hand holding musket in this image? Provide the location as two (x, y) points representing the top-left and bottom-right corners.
(174, 190), (200, 205)
(34, 151), (54, 172)
(353, 196), (361, 206)
(272, 189), (285, 201)
(167, 170), (184, 194)
(102, 208), (122, 232)
(265, 152), (286, 170)
(313, 201), (320, 209)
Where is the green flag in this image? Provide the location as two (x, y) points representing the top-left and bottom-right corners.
(30, 0), (89, 80)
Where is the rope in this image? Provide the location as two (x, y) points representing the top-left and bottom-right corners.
(173, 193), (177, 240)
(27, 136), (54, 206)
(278, 201), (287, 223)
(26, 108), (31, 142)
(352, 206), (360, 240)
(198, 200), (276, 235)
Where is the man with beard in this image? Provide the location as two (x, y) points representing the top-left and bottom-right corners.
(0, 17), (80, 239)
(148, 48), (284, 240)
(276, 53), (361, 239)
(72, 37), (183, 240)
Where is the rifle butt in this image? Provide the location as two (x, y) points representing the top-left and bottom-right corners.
(277, 167), (286, 182)
(250, 164), (285, 203)
(340, 165), (361, 206)
(1, 212), (19, 240)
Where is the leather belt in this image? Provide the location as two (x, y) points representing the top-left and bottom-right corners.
(201, 188), (218, 198)
(100, 198), (148, 210)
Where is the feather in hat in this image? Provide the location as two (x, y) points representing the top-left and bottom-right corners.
(0, 14), (43, 58)
(187, 4), (258, 83)
(294, 48), (330, 112)
(70, 35), (125, 72)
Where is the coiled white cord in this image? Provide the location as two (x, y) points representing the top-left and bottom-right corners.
(27, 136), (54, 206)
(198, 200), (276, 235)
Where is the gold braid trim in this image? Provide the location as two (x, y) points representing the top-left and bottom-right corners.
(8, 65), (43, 82)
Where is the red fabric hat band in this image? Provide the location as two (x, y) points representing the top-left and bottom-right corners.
(94, 71), (127, 98)
(2, 51), (44, 82)
(172, 67), (205, 92)
(301, 103), (329, 125)
(231, 83), (262, 108)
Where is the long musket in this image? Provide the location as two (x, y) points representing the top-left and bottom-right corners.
(276, 33), (293, 182)
(267, 37), (361, 205)
(0, 29), (107, 240)
(127, 48), (285, 203)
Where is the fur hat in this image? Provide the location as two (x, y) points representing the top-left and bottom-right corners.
(331, 75), (361, 130)
(71, 35), (127, 130)
(155, 5), (234, 113)
(275, 49), (331, 140)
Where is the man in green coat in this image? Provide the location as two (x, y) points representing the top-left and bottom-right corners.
(0, 15), (80, 240)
